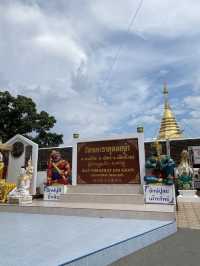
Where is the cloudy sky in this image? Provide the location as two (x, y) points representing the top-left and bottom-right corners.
(1, 0), (200, 144)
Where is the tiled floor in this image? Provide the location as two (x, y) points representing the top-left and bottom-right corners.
(0, 212), (175, 266)
(177, 202), (200, 229)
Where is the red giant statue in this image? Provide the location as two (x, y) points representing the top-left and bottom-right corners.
(47, 150), (71, 185)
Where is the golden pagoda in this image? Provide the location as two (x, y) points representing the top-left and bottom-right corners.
(157, 83), (183, 140)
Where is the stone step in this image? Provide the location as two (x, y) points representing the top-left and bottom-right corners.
(59, 193), (144, 204)
(0, 201), (176, 221)
(67, 184), (141, 194)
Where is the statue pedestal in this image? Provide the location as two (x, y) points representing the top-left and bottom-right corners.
(8, 186), (33, 205)
(43, 185), (67, 200)
(177, 190), (198, 202)
(8, 195), (32, 205)
(19, 195), (32, 205)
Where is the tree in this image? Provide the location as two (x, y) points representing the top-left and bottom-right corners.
(0, 90), (63, 147)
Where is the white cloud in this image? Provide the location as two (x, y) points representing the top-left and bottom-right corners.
(184, 96), (200, 109)
(91, 0), (200, 38)
(128, 115), (159, 126)
(1, 2), (87, 67)
(33, 33), (87, 62)
(4, 2), (43, 24)
(1, 0), (200, 143)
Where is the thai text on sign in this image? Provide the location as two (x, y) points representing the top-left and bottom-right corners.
(77, 138), (140, 184)
(144, 184), (175, 204)
(43, 185), (67, 201)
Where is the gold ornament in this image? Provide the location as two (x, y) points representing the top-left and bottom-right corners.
(0, 179), (16, 203)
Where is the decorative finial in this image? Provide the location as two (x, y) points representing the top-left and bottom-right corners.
(73, 133), (79, 139)
(163, 82), (168, 96)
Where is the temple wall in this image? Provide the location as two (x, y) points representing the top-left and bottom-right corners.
(36, 137), (200, 193)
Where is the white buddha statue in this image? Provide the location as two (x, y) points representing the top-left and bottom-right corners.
(8, 159), (33, 203)
(17, 167), (31, 196)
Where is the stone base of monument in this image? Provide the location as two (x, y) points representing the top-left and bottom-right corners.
(59, 184), (144, 204)
(177, 189), (200, 202)
(0, 185), (176, 221)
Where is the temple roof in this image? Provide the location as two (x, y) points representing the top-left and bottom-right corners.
(157, 84), (183, 140)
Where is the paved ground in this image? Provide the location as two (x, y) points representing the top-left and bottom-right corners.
(110, 228), (200, 266)
(111, 202), (200, 266)
(0, 201), (198, 266)
(177, 202), (200, 229)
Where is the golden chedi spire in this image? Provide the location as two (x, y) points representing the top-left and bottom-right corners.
(157, 83), (183, 140)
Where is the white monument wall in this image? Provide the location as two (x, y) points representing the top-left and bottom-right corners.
(6, 134), (38, 195)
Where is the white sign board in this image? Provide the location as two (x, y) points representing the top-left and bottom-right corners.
(43, 185), (67, 200)
(144, 184), (175, 204)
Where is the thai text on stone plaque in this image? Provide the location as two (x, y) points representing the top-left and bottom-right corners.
(77, 138), (140, 184)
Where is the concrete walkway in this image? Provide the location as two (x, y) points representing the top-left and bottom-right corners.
(110, 228), (200, 266)
(111, 202), (200, 266)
